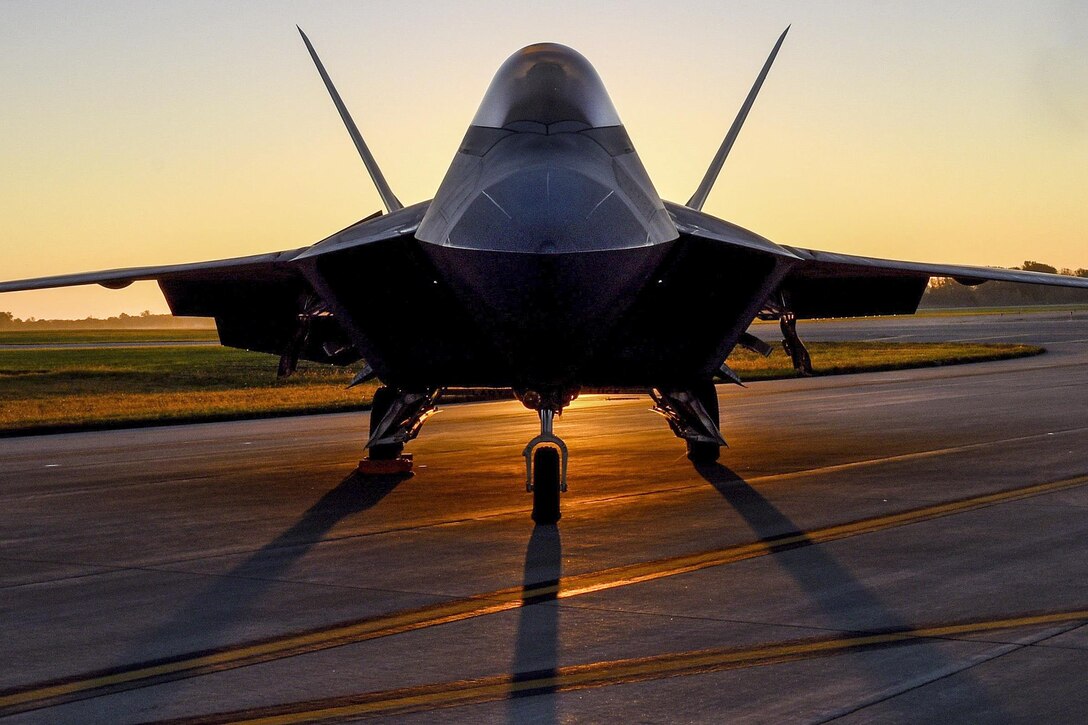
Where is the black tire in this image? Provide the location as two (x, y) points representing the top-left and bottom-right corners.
(368, 443), (404, 460)
(686, 440), (721, 463)
(368, 387), (404, 460)
(531, 447), (561, 524)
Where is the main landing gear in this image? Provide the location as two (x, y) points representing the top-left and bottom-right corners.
(355, 381), (725, 521)
(651, 381), (726, 464)
(760, 295), (813, 376)
(358, 386), (439, 474)
(779, 311), (813, 377)
(517, 388), (577, 525)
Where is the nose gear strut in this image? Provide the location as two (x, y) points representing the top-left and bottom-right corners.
(516, 387), (578, 524)
(523, 408), (569, 494)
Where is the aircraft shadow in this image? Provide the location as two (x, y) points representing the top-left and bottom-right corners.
(693, 462), (999, 719)
(100, 470), (409, 719)
(508, 524), (562, 725)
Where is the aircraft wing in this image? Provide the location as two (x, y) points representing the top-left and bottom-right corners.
(0, 203), (428, 366)
(0, 202), (428, 295)
(0, 248), (341, 367)
(773, 245), (1088, 319)
(0, 248), (307, 291)
(666, 202), (801, 261)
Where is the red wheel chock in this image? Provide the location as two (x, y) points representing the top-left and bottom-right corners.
(357, 454), (414, 475)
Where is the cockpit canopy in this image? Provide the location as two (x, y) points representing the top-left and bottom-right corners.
(471, 43), (622, 130)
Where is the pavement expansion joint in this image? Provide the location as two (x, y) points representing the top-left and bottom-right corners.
(810, 620), (1088, 724)
(134, 608), (1088, 725)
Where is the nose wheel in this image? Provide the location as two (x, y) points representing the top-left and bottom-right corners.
(523, 408), (568, 524)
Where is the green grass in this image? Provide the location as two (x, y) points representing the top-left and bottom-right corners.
(725, 341), (1042, 381)
(749, 303), (1088, 325)
(0, 341), (1042, 435)
(0, 329), (219, 345)
(911, 304), (1088, 317)
(0, 346), (377, 433)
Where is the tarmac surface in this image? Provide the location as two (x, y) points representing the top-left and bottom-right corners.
(1, 310), (1087, 723)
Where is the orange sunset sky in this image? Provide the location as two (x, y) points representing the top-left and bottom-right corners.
(1, 0), (1085, 319)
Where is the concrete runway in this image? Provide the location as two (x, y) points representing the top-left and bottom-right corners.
(1, 311), (1086, 723)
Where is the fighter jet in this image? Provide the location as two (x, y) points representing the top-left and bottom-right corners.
(3, 28), (1086, 523)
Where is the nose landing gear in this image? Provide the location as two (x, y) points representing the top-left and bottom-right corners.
(517, 388), (577, 525)
(524, 409), (568, 524)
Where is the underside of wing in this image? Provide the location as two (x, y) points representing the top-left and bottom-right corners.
(775, 245), (1088, 319)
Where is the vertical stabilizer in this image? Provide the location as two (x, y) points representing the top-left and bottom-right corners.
(297, 26), (403, 213)
(686, 26), (789, 211)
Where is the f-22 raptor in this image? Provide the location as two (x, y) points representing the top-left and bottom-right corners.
(4, 28), (1086, 523)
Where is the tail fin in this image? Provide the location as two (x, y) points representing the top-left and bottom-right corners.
(686, 26), (789, 211)
(297, 26), (404, 213)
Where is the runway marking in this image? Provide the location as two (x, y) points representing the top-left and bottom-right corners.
(13, 426), (1080, 582)
(694, 428), (1085, 487)
(2, 473), (1086, 716)
(147, 608), (1088, 724)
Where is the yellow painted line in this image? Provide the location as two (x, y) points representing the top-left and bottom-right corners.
(554, 473), (1088, 599)
(153, 607), (1088, 724)
(2, 473), (1085, 716)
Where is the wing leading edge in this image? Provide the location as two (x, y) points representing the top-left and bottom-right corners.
(0, 203), (428, 296)
(782, 245), (1088, 289)
(0, 249), (305, 294)
(775, 244), (1088, 319)
(0, 204), (429, 368)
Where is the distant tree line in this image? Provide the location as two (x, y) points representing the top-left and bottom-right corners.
(0, 310), (214, 330)
(920, 261), (1088, 308)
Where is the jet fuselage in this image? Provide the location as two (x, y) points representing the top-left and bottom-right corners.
(416, 44), (675, 392)
(302, 44), (790, 395)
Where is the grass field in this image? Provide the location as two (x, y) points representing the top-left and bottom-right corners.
(0, 346), (378, 433)
(0, 336), (1042, 435)
(912, 303), (1088, 317)
(724, 341), (1041, 380)
(748, 304), (1088, 325)
(0, 329), (219, 345)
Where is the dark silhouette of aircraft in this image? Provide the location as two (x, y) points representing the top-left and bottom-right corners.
(4, 28), (1086, 523)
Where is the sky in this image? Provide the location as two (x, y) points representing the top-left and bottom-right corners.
(1, 0), (1085, 319)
